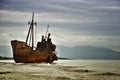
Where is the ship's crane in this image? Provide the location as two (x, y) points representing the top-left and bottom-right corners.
(44, 24), (49, 40)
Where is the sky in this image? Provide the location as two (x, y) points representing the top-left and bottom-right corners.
(0, 0), (120, 53)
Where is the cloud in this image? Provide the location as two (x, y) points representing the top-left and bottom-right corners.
(51, 30), (120, 48)
(0, 32), (26, 45)
(0, 33), (10, 45)
(0, 10), (98, 25)
(1, 0), (120, 25)
(0, 10), (31, 22)
(0, 0), (120, 51)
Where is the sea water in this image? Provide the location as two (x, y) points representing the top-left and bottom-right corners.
(57, 60), (120, 74)
(0, 59), (120, 73)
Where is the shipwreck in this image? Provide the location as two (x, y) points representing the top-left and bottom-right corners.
(11, 12), (58, 63)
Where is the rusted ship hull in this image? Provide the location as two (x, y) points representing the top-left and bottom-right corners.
(11, 12), (58, 63)
(11, 40), (57, 63)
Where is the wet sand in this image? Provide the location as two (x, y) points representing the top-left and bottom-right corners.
(0, 61), (120, 80)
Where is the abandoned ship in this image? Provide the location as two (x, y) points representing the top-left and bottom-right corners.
(11, 12), (58, 63)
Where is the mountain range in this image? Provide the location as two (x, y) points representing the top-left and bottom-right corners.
(57, 45), (120, 60)
(0, 45), (120, 60)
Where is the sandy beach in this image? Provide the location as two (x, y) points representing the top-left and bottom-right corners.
(0, 60), (120, 80)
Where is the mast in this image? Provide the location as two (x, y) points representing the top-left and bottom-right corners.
(32, 12), (34, 50)
(26, 12), (37, 50)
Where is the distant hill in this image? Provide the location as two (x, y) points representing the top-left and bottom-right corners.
(57, 45), (120, 60)
(0, 56), (13, 60)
